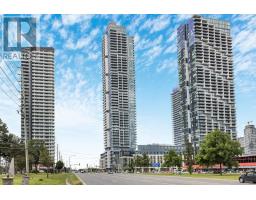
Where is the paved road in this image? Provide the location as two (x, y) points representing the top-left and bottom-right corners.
(76, 173), (245, 185)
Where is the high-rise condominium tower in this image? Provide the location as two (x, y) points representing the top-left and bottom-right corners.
(174, 15), (236, 149)
(21, 47), (55, 159)
(102, 23), (137, 170)
(171, 88), (183, 146)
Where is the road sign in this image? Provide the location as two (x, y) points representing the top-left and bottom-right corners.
(152, 162), (160, 167)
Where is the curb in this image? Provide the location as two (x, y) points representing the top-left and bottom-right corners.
(140, 173), (238, 182)
(74, 173), (86, 185)
(65, 178), (71, 185)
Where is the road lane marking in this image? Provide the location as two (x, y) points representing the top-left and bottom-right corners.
(74, 173), (87, 185)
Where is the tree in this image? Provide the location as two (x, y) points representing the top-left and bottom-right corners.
(163, 150), (182, 169)
(0, 119), (27, 173)
(28, 140), (45, 172)
(55, 160), (64, 172)
(0, 118), (9, 134)
(134, 155), (142, 168)
(134, 154), (150, 168)
(128, 159), (135, 172)
(141, 153), (150, 167)
(183, 135), (195, 175)
(40, 148), (53, 178)
(196, 130), (243, 175)
(0, 130), (24, 172)
(15, 151), (26, 173)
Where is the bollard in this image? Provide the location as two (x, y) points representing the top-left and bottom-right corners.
(22, 175), (30, 185)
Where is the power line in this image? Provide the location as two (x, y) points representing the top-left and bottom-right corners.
(0, 63), (20, 93)
(4, 61), (20, 85)
(0, 61), (20, 101)
(0, 75), (20, 101)
(0, 84), (20, 106)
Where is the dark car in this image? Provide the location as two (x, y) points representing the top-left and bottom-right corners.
(239, 171), (256, 183)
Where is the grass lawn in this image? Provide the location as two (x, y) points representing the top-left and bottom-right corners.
(144, 173), (240, 180)
(1, 173), (82, 185)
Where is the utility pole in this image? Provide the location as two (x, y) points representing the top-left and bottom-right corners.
(21, 72), (29, 175)
(22, 107), (29, 174)
(21, 63), (30, 184)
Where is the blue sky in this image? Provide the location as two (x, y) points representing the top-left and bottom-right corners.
(0, 14), (256, 167)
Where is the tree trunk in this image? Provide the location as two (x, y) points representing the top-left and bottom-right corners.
(219, 163), (222, 176)
(47, 167), (49, 178)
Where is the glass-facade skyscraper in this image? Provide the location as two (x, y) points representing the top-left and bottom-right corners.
(101, 22), (137, 170)
(173, 15), (236, 149)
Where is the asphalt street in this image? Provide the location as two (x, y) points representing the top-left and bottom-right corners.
(76, 173), (245, 185)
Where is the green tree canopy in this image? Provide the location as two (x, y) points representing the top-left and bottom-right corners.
(134, 154), (150, 167)
(163, 150), (182, 169)
(0, 131), (23, 163)
(55, 160), (64, 171)
(0, 118), (9, 134)
(28, 140), (45, 172)
(196, 129), (243, 175)
(40, 148), (54, 178)
(0, 119), (26, 172)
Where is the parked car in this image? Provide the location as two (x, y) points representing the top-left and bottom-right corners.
(239, 171), (256, 183)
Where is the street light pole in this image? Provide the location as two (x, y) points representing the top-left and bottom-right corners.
(68, 155), (76, 171)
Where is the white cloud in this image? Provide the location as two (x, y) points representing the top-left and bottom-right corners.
(65, 28), (99, 50)
(175, 14), (192, 23)
(87, 52), (100, 61)
(65, 38), (76, 50)
(127, 15), (146, 34)
(234, 53), (255, 75)
(46, 34), (54, 47)
(232, 14), (255, 22)
(233, 15), (256, 54)
(232, 15), (256, 94)
(156, 58), (177, 73)
(43, 14), (51, 21)
(144, 45), (164, 61)
(61, 14), (93, 26)
(52, 19), (61, 30)
(233, 29), (256, 54)
(134, 33), (140, 45)
(140, 15), (171, 34)
(136, 35), (163, 51)
(164, 43), (176, 54)
(59, 28), (68, 39)
(167, 31), (176, 43)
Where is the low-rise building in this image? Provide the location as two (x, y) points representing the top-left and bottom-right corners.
(136, 144), (183, 166)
